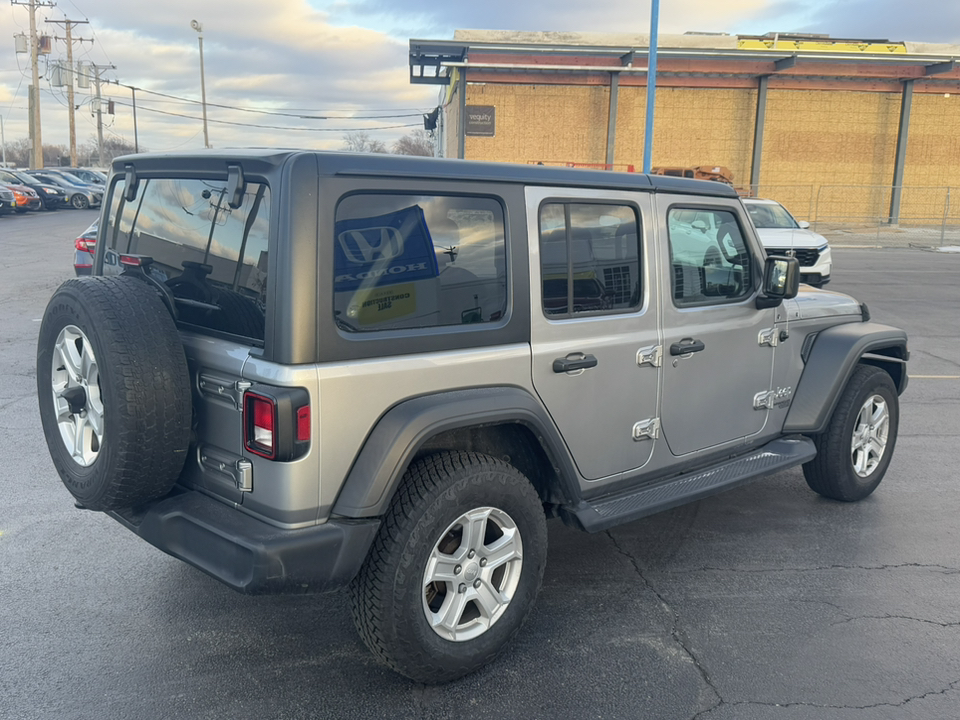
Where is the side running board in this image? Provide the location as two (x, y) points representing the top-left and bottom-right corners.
(560, 437), (817, 533)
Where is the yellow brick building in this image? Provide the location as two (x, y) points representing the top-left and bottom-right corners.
(410, 31), (960, 224)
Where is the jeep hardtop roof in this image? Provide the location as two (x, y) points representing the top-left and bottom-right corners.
(111, 149), (740, 198)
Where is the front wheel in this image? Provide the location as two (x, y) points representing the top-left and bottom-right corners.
(803, 364), (899, 501)
(71, 194), (90, 210)
(350, 451), (547, 683)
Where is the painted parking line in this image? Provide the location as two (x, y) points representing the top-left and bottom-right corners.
(910, 375), (960, 379)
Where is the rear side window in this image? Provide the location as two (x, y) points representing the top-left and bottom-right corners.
(334, 193), (507, 332)
(104, 177), (270, 342)
(538, 202), (642, 318)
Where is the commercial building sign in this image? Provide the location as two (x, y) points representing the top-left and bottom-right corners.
(465, 105), (496, 137)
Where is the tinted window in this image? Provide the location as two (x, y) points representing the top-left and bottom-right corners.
(667, 207), (752, 306)
(334, 194), (507, 332)
(539, 202), (641, 317)
(104, 177), (270, 342)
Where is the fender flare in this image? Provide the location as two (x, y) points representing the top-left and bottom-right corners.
(330, 386), (581, 518)
(783, 321), (908, 434)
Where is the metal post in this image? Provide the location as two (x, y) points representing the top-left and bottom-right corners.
(198, 34), (209, 148)
(605, 72), (620, 168)
(132, 86), (139, 153)
(750, 75), (769, 191)
(641, 0), (660, 173)
(0, 115), (5, 166)
(191, 21), (210, 148)
(889, 79), (914, 224)
(941, 187), (950, 248)
(457, 68), (466, 160)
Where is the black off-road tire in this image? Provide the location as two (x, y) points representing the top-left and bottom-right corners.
(803, 364), (899, 502)
(37, 276), (192, 511)
(350, 451), (547, 684)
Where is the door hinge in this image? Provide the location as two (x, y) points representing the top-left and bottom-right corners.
(636, 345), (662, 368)
(632, 417), (661, 441)
(758, 328), (779, 347)
(199, 375), (251, 409)
(199, 446), (254, 492)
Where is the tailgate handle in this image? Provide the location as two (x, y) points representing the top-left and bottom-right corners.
(553, 354), (598, 373)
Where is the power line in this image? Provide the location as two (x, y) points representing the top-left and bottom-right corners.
(110, 100), (422, 133)
(112, 84), (429, 120)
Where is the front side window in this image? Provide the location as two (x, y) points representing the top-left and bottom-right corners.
(667, 207), (752, 306)
(104, 177), (270, 342)
(539, 202), (641, 318)
(334, 193), (507, 332)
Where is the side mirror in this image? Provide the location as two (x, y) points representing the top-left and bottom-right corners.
(756, 256), (800, 308)
(797, 220), (811, 229)
(692, 220), (708, 233)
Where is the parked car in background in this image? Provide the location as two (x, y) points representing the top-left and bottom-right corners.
(0, 186), (15, 215)
(743, 197), (832, 287)
(27, 170), (102, 210)
(74, 220), (98, 275)
(0, 169), (67, 210)
(2, 183), (42, 213)
(44, 167), (107, 187)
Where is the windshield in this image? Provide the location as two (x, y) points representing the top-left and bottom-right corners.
(11, 170), (39, 184)
(746, 202), (799, 229)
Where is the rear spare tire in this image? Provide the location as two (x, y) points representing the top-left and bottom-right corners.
(37, 276), (192, 511)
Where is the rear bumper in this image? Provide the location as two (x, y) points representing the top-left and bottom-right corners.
(109, 488), (380, 595)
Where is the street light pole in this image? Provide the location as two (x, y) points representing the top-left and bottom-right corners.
(191, 20), (210, 149)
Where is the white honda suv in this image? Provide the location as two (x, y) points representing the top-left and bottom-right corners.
(744, 197), (832, 287)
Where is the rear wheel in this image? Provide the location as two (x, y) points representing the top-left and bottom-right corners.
(37, 276), (192, 511)
(803, 364), (899, 501)
(350, 451), (547, 683)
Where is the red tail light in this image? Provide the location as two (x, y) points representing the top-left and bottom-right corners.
(75, 237), (96, 253)
(243, 386), (311, 461)
(244, 392), (277, 459)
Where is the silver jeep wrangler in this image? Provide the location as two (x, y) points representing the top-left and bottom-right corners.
(37, 151), (908, 683)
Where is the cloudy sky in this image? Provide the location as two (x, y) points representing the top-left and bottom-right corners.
(1, 0), (957, 157)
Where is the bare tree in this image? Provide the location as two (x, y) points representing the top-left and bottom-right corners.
(43, 144), (69, 167)
(342, 131), (388, 154)
(2, 138), (32, 167)
(79, 135), (140, 167)
(392, 129), (434, 157)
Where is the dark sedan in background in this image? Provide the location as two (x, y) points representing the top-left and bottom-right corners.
(27, 170), (101, 210)
(0, 169), (67, 211)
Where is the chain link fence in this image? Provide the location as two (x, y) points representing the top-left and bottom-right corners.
(744, 184), (960, 249)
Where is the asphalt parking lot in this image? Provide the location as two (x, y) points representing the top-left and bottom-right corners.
(1, 210), (959, 720)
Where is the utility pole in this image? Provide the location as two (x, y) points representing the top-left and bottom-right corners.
(12, 0), (56, 169)
(47, 18), (90, 167)
(89, 63), (114, 165)
(190, 20), (210, 148)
